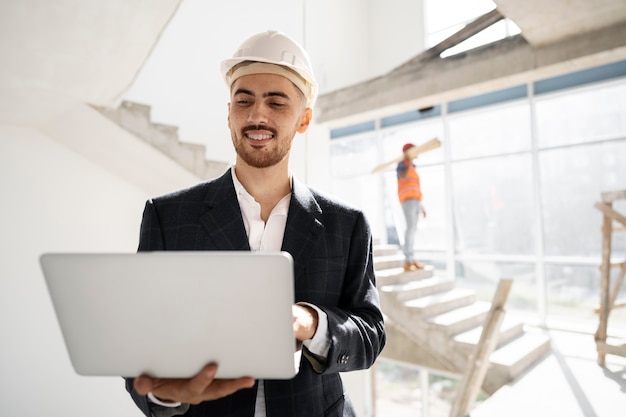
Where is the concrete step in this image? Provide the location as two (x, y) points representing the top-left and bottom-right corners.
(380, 275), (456, 301)
(453, 316), (525, 352)
(427, 301), (492, 335)
(373, 244), (401, 257)
(374, 254), (405, 270)
(403, 287), (476, 317)
(374, 254), (436, 270)
(488, 331), (552, 388)
(93, 100), (228, 180)
(376, 265), (435, 286)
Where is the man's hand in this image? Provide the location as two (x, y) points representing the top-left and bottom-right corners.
(133, 363), (255, 405)
(292, 304), (318, 342)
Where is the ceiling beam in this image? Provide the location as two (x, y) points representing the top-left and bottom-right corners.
(315, 21), (626, 126)
(397, 8), (504, 68)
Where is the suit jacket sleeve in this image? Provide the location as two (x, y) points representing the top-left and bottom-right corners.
(319, 211), (386, 374)
(283, 184), (386, 375)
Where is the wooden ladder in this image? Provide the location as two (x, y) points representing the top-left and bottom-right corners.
(449, 278), (513, 417)
(594, 189), (626, 366)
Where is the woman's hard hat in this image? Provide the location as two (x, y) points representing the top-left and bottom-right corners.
(221, 30), (319, 108)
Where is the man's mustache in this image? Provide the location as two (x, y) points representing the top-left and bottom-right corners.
(242, 125), (278, 136)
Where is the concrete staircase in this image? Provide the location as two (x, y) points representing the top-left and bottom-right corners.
(374, 243), (551, 395)
(92, 100), (229, 180)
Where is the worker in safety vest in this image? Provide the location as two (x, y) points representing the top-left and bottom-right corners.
(396, 143), (427, 271)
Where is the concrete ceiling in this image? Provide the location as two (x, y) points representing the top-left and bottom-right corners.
(2, 0), (625, 128)
(494, 0), (626, 47)
(0, 0), (181, 126)
(316, 0), (626, 125)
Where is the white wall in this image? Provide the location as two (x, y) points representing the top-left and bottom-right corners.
(368, 0), (426, 76)
(306, 0), (425, 94)
(0, 107), (200, 415)
(0, 126), (144, 415)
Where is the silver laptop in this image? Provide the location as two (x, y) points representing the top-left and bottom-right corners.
(40, 251), (298, 379)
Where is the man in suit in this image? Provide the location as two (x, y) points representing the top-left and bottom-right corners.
(125, 30), (386, 417)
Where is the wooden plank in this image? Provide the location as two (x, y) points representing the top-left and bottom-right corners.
(601, 189), (626, 203)
(594, 191), (626, 365)
(613, 300), (626, 310)
(449, 278), (513, 417)
(595, 205), (613, 366)
(595, 299), (626, 313)
(596, 341), (626, 358)
(594, 201), (626, 228)
(371, 137), (441, 173)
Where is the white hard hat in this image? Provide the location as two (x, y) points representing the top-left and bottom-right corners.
(221, 30), (319, 108)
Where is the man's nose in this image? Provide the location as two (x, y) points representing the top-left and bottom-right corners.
(247, 103), (269, 125)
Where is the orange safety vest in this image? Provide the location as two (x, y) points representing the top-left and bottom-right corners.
(397, 160), (422, 202)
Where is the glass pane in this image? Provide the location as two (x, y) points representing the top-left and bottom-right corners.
(540, 140), (626, 257)
(456, 261), (538, 319)
(546, 264), (626, 337)
(329, 132), (378, 177)
(449, 101), (532, 160)
(375, 360), (477, 417)
(424, 0), (496, 43)
(330, 174), (385, 241)
(452, 154), (535, 255)
(375, 360), (423, 416)
(535, 81), (626, 148)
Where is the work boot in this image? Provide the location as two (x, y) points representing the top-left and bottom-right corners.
(412, 261), (425, 269)
(403, 262), (417, 272)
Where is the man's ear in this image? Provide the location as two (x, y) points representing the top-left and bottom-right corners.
(296, 108), (313, 134)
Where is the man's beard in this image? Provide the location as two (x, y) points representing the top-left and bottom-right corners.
(232, 125), (292, 168)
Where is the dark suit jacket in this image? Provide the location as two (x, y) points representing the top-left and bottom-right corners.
(126, 170), (386, 417)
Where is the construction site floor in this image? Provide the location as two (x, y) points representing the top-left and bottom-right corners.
(471, 328), (626, 417)
(374, 328), (626, 417)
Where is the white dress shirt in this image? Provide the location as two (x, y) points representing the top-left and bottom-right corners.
(231, 168), (330, 417)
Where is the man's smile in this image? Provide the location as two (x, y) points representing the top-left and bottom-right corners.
(245, 131), (274, 141)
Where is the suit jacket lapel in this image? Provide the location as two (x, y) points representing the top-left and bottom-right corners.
(197, 171), (323, 255)
(198, 170), (250, 251)
(282, 177), (324, 272)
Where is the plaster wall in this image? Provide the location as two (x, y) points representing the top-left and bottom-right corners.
(0, 125), (153, 415)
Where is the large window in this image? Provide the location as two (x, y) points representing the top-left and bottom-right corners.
(540, 141), (626, 257)
(329, 131), (387, 239)
(329, 60), (626, 417)
(329, 65), (626, 330)
(451, 153), (535, 255)
(448, 101), (532, 160)
(535, 82), (626, 148)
